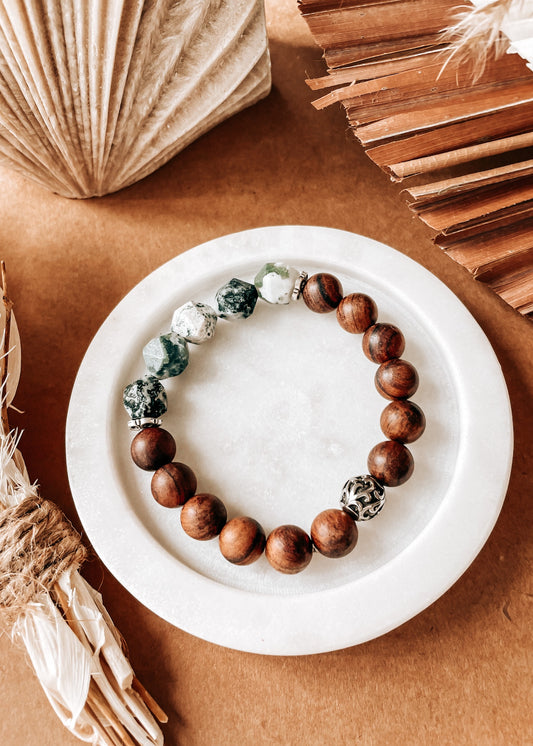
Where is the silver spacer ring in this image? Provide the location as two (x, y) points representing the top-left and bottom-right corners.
(128, 417), (162, 431)
(291, 270), (308, 301)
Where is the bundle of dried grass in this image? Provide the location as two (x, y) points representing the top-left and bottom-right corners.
(0, 265), (167, 745)
(300, 0), (533, 318)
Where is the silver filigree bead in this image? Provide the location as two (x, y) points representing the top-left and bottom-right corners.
(291, 270), (308, 301)
(340, 475), (386, 521)
(128, 417), (162, 431)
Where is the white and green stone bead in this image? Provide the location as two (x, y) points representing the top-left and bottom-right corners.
(171, 301), (217, 344)
(143, 333), (189, 378)
(123, 376), (168, 420)
(254, 262), (299, 304)
(216, 278), (258, 320)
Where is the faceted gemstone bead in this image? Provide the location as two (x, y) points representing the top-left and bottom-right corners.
(254, 262), (299, 304)
(341, 475), (386, 521)
(143, 333), (189, 379)
(311, 509), (358, 558)
(302, 273), (343, 313)
(265, 525), (313, 574)
(151, 462), (197, 507)
(219, 516), (266, 565)
(171, 301), (217, 344)
(363, 323), (405, 363)
(380, 400), (426, 443)
(130, 427), (176, 471)
(216, 278), (258, 319)
(123, 377), (167, 419)
(336, 293), (377, 334)
(375, 358), (419, 400)
(180, 493), (227, 540)
(367, 441), (414, 487)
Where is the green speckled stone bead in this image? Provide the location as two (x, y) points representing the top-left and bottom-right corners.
(254, 262), (299, 304)
(216, 278), (258, 319)
(143, 333), (189, 379)
(123, 377), (167, 419)
(171, 301), (217, 344)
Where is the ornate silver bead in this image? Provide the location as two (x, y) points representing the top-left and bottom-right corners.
(291, 270), (308, 301)
(128, 417), (162, 431)
(340, 475), (386, 521)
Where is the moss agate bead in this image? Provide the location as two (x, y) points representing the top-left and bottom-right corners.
(219, 516), (266, 565)
(380, 400), (426, 443)
(336, 293), (377, 334)
(151, 462), (197, 508)
(143, 333), (189, 379)
(254, 262), (299, 304)
(311, 509), (358, 558)
(171, 301), (217, 344)
(363, 323), (405, 363)
(375, 359), (419, 400)
(123, 377), (167, 419)
(302, 273), (343, 313)
(180, 493), (227, 540)
(368, 441), (414, 487)
(216, 278), (258, 320)
(131, 427), (176, 470)
(265, 525), (313, 574)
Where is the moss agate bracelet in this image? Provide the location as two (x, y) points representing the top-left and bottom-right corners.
(123, 262), (426, 575)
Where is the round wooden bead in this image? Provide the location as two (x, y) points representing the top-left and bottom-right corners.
(375, 358), (419, 400)
(302, 273), (343, 313)
(151, 462), (197, 508)
(336, 293), (377, 334)
(380, 400), (426, 443)
(311, 509), (358, 558)
(219, 516), (266, 565)
(130, 427), (176, 471)
(265, 525), (313, 574)
(367, 441), (414, 487)
(180, 493), (227, 540)
(363, 323), (405, 363)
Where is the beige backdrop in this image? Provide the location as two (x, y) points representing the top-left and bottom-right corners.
(0, 1), (530, 744)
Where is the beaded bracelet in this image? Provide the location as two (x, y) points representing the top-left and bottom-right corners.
(122, 263), (425, 574)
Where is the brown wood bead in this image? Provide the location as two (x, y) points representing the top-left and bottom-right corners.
(130, 427), (176, 471)
(362, 323), (405, 363)
(302, 273), (343, 313)
(380, 400), (426, 443)
(151, 462), (197, 508)
(311, 509), (358, 559)
(219, 516), (266, 565)
(375, 358), (419, 400)
(368, 440), (414, 486)
(180, 493), (227, 540)
(265, 525), (313, 574)
(336, 293), (377, 334)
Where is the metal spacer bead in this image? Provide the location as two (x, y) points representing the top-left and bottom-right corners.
(340, 474), (386, 521)
(128, 417), (162, 431)
(291, 270), (308, 301)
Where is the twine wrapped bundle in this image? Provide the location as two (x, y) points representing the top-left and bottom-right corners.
(0, 266), (166, 745)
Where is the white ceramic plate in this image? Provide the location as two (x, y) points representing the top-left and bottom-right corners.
(66, 226), (513, 655)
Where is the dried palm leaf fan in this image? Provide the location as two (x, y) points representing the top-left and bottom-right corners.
(0, 264), (166, 744)
(0, 0), (271, 198)
(299, 0), (533, 318)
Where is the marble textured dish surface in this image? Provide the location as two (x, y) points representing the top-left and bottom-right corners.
(66, 226), (513, 655)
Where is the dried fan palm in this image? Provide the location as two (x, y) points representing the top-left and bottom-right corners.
(0, 0), (271, 198)
(0, 265), (167, 745)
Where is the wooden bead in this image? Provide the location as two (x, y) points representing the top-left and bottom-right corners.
(368, 441), (414, 487)
(265, 525), (313, 574)
(130, 427), (176, 471)
(302, 273), (343, 313)
(219, 516), (266, 565)
(336, 293), (377, 334)
(311, 509), (358, 558)
(180, 493), (227, 540)
(363, 323), (405, 363)
(380, 400), (426, 443)
(151, 462), (197, 508)
(375, 358), (419, 400)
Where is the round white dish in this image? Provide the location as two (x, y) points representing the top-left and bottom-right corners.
(66, 226), (513, 655)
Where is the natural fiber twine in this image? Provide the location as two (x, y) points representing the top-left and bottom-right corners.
(0, 495), (87, 617)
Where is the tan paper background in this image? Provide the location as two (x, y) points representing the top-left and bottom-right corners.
(0, 1), (531, 744)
